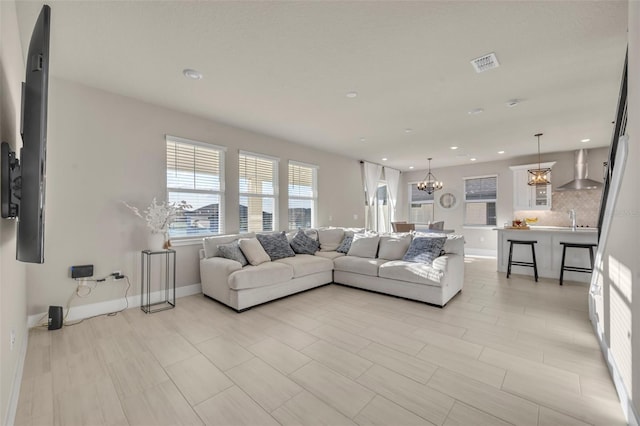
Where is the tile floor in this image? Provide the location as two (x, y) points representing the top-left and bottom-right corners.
(14, 257), (625, 425)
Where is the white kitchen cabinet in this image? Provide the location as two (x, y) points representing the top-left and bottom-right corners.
(509, 162), (556, 211)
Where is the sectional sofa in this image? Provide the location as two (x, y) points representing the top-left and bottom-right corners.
(199, 228), (464, 312)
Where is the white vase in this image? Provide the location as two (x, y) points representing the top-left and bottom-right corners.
(148, 232), (166, 251)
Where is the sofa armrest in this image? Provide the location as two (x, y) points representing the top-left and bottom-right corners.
(433, 253), (464, 305)
(200, 257), (243, 305)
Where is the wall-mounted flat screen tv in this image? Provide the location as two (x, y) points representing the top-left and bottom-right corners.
(1, 4), (50, 263)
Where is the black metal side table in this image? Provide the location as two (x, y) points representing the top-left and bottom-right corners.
(141, 249), (176, 313)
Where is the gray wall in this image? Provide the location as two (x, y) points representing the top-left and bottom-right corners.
(25, 78), (365, 316)
(0, 0), (28, 423)
(398, 148), (608, 253)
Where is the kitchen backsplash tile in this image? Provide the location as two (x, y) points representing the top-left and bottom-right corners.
(515, 189), (602, 227)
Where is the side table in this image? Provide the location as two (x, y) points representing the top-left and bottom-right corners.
(141, 249), (176, 313)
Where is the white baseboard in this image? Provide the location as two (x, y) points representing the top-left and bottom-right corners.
(4, 323), (28, 426)
(28, 283), (202, 328)
(591, 317), (640, 426)
(465, 248), (497, 257)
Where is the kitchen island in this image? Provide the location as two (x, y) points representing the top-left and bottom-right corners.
(496, 226), (598, 283)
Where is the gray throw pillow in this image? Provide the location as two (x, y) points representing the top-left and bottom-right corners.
(217, 242), (248, 266)
(257, 232), (296, 260)
(403, 236), (447, 264)
(290, 230), (320, 255)
(428, 221), (445, 230)
(336, 235), (353, 254)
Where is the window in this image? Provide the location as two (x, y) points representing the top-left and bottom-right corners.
(166, 135), (225, 237)
(288, 161), (317, 229)
(408, 182), (434, 223)
(239, 151), (278, 232)
(375, 182), (389, 232)
(464, 175), (497, 226)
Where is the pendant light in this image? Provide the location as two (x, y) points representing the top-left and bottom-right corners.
(417, 158), (443, 194)
(528, 133), (551, 186)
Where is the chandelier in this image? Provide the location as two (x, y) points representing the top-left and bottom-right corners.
(528, 133), (551, 186)
(417, 158), (443, 194)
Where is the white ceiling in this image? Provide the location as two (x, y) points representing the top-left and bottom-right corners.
(16, 1), (628, 170)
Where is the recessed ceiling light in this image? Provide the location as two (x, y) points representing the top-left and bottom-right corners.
(506, 99), (520, 108)
(498, 150), (505, 154)
(450, 146), (458, 150)
(360, 137), (366, 142)
(183, 69), (203, 80)
(346, 91), (358, 98)
(468, 108), (484, 115)
(470, 158), (477, 161)
(409, 166), (414, 169)
(404, 128), (413, 133)
(581, 138), (591, 143)
(381, 158), (388, 161)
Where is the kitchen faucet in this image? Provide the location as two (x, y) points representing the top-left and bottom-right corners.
(569, 209), (577, 231)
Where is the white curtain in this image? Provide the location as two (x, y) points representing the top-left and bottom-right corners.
(384, 167), (400, 223)
(362, 161), (382, 230)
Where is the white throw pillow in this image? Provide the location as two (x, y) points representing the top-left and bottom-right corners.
(238, 238), (271, 266)
(378, 234), (412, 260)
(318, 228), (345, 252)
(347, 234), (380, 258)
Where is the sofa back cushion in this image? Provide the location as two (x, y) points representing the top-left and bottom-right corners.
(403, 236), (447, 264)
(347, 234), (380, 258)
(378, 234), (412, 260)
(257, 232), (296, 260)
(217, 242), (249, 266)
(203, 232), (255, 258)
(318, 228), (345, 252)
(290, 230), (320, 255)
(239, 238), (271, 265)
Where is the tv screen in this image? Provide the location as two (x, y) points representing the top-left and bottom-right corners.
(1, 5), (50, 263)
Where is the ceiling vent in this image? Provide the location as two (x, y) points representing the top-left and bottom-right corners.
(471, 53), (500, 73)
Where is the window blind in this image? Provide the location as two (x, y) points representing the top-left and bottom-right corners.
(166, 136), (225, 237)
(288, 162), (317, 229)
(464, 176), (497, 226)
(239, 152), (278, 232)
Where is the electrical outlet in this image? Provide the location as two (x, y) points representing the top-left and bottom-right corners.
(10, 329), (15, 351)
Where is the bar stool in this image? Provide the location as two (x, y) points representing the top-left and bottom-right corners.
(559, 242), (597, 285)
(507, 239), (538, 282)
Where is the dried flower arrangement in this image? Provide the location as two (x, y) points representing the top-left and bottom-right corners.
(123, 198), (191, 234)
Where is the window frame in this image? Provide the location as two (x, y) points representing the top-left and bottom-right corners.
(238, 150), (279, 233)
(287, 160), (318, 230)
(463, 174), (498, 227)
(165, 134), (226, 239)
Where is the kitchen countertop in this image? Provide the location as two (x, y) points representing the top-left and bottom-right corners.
(494, 226), (597, 233)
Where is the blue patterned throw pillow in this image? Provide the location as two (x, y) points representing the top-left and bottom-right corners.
(402, 236), (447, 264)
(257, 232), (296, 260)
(290, 230), (320, 254)
(217, 242), (248, 267)
(336, 235), (353, 254)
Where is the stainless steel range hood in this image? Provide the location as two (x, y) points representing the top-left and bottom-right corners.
(556, 149), (603, 191)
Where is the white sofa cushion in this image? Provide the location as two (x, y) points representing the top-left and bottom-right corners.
(315, 251), (345, 260)
(239, 238), (271, 266)
(378, 234), (412, 260)
(347, 234), (380, 258)
(318, 228), (345, 251)
(203, 232), (255, 258)
(228, 262), (294, 290)
(378, 260), (445, 286)
(333, 256), (387, 277)
(275, 254), (333, 278)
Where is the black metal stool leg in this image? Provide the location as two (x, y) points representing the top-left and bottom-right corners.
(559, 244), (567, 285)
(507, 241), (513, 278)
(531, 244), (538, 282)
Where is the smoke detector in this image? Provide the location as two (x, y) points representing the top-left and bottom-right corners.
(470, 53), (500, 73)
